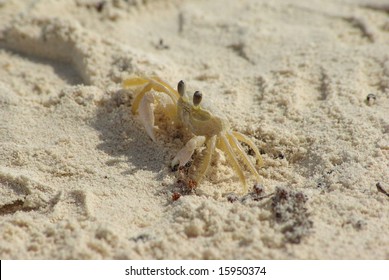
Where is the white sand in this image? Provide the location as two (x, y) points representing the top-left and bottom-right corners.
(0, 0), (388, 259)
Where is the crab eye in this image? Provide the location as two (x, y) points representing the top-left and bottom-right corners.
(193, 91), (202, 106)
(177, 80), (185, 96)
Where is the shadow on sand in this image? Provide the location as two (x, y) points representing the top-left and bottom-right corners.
(91, 89), (173, 180)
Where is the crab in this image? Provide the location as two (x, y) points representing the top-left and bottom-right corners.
(123, 76), (264, 192)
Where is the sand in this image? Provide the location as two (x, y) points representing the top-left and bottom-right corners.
(0, 0), (388, 259)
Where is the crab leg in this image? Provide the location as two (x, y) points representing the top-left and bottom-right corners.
(218, 134), (247, 192)
(227, 133), (261, 182)
(232, 131), (264, 167)
(123, 78), (180, 115)
(171, 135), (206, 168)
(132, 83), (175, 115)
(153, 76), (179, 95)
(122, 77), (149, 87)
(194, 135), (217, 183)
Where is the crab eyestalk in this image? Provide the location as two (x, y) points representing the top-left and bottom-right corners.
(177, 80), (186, 96)
(193, 91), (202, 106)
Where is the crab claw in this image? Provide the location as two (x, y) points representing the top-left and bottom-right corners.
(138, 91), (157, 141)
(171, 135), (206, 169)
(138, 91), (177, 141)
(123, 76), (180, 141)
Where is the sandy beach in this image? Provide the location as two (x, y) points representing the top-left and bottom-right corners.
(0, 0), (388, 259)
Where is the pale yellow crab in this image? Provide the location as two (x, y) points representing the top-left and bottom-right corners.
(123, 76), (264, 192)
